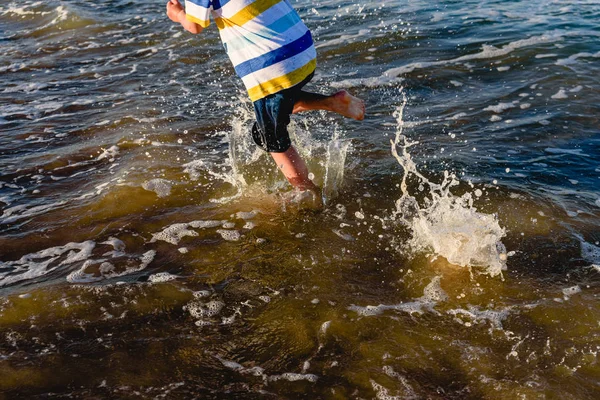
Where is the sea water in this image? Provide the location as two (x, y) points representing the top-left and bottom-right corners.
(1, 0), (599, 398)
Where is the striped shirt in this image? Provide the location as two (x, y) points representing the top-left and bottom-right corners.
(184, 0), (317, 102)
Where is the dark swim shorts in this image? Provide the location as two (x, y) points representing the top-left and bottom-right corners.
(251, 72), (314, 153)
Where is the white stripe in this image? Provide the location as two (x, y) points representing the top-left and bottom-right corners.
(185, 1), (211, 22)
(241, 46), (316, 88)
(226, 21), (308, 67)
(218, 0), (256, 17)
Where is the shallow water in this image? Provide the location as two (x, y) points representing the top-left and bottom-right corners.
(1, 0), (599, 398)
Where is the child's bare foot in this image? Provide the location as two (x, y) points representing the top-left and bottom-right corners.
(332, 90), (365, 120)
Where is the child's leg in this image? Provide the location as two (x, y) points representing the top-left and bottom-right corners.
(270, 146), (318, 192)
(293, 90), (365, 120)
(270, 146), (323, 207)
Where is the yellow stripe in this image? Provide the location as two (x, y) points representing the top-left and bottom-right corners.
(186, 14), (210, 28)
(247, 59), (316, 102)
(215, 0), (281, 30)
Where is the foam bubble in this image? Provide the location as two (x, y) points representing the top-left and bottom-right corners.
(562, 285), (581, 299)
(569, 85), (583, 93)
(151, 220), (222, 245)
(186, 299), (225, 320)
(216, 229), (240, 241)
(235, 210), (258, 220)
(370, 379), (403, 400)
(259, 295), (270, 303)
(484, 101), (518, 113)
(151, 223), (199, 245)
(580, 240), (600, 265)
(551, 89), (568, 100)
(269, 373), (318, 383)
(148, 272), (178, 283)
(142, 179), (172, 198)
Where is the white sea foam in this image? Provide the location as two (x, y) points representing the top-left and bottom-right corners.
(0, 241), (95, 286)
(580, 239), (600, 266)
(142, 178), (172, 198)
(382, 366), (418, 399)
(216, 355), (318, 383)
(269, 372), (318, 383)
(382, 33), (565, 79)
(315, 29), (371, 49)
(390, 96), (507, 276)
(448, 112), (467, 120)
(556, 51), (600, 66)
(561, 285), (581, 300)
(216, 229), (241, 241)
(569, 85), (583, 93)
(551, 89), (568, 100)
(151, 220), (222, 245)
(97, 145), (119, 162)
(370, 379), (404, 400)
(349, 276), (447, 317)
(484, 101), (519, 113)
(66, 249), (156, 283)
(447, 306), (512, 331)
(148, 272), (179, 283)
(329, 75), (403, 89)
(235, 210), (258, 220)
(1, 200), (68, 224)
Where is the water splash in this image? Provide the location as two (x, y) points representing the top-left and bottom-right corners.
(201, 97), (350, 206)
(323, 126), (351, 204)
(390, 93), (507, 277)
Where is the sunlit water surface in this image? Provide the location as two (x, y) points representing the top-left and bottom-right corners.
(1, 0), (599, 398)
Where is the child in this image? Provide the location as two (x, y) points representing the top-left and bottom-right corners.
(166, 0), (365, 203)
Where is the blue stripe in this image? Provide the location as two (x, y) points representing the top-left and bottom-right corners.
(224, 10), (301, 52)
(212, 0), (225, 9)
(260, 9), (301, 39)
(234, 30), (313, 78)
